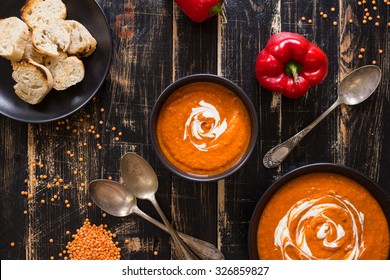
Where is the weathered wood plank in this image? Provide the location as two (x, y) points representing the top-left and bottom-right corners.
(218, 0), (275, 259)
(338, 0), (390, 191)
(169, 2), (219, 258)
(0, 118), (28, 259)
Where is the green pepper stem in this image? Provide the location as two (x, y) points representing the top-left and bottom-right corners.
(285, 61), (302, 84)
(210, 0), (227, 25)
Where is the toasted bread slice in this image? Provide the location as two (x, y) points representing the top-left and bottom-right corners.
(67, 20), (97, 57)
(12, 58), (53, 105)
(0, 17), (29, 61)
(45, 52), (85, 90)
(23, 34), (47, 64)
(21, 0), (67, 29)
(32, 18), (71, 57)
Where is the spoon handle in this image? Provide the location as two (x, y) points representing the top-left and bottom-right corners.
(133, 207), (224, 260)
(263, 99), (341, 168)
(149, 196), (200, 260)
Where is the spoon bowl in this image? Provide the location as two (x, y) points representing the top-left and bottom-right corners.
(120, 153), (158, 199)
(89, 179), (136, 217)
(263, 65), (382, 169)
(339, 65), (382, 105)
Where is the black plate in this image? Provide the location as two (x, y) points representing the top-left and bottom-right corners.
(248, 163), (390, 259)
(0, 0), (112, 123)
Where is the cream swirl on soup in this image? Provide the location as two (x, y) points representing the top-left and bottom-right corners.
(183, 100), (227, 152)
(274, 194), (365, 260)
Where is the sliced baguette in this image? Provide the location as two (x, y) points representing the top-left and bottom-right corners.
(0, 17), (29, 61)
(23, 34), (47, 64)
(12, 58), (53, 105)
(32, 18), (71, 57)
(21, 0), (67, 29)
(67, 20), (97, 57)
(45, 52), (85, 90)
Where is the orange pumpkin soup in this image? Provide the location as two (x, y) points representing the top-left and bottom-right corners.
(257, 173), (389, 260)
(156, 82), (251, 175)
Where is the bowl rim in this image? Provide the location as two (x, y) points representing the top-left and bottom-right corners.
(248, 162), (390, 260)
(150, 73), (259, 182)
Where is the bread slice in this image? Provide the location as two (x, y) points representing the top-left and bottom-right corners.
(32, 18), (71, 57)
(12, 58), (53, 105)
(0, 17), (29, 61)
(23, 34), (47, 64)
(66, 20), (97, 57)
(45, 52), (85, 90)
(21, 0), (67, 29)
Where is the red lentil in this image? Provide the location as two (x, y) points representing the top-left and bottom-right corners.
(65, 219), (120, 260)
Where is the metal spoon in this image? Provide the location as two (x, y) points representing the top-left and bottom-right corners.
(263, 65), (382, 169)
(89, 179), (224, 260)
(120, 152), (199, 260)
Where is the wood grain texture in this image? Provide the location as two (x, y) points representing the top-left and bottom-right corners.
(1, 0), (390, 260)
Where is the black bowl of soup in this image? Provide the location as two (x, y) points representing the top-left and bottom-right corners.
(150, 74), (258, 182)
(248, 163), (390, 260)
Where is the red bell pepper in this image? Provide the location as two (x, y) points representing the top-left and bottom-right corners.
(174, 0), (226, 24)
(255, 32), (328, 98)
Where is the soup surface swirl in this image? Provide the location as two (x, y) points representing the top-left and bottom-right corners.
(257, 173), (389, 260)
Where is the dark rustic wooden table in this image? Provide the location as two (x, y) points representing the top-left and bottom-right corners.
(1, 0), (390, 260)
